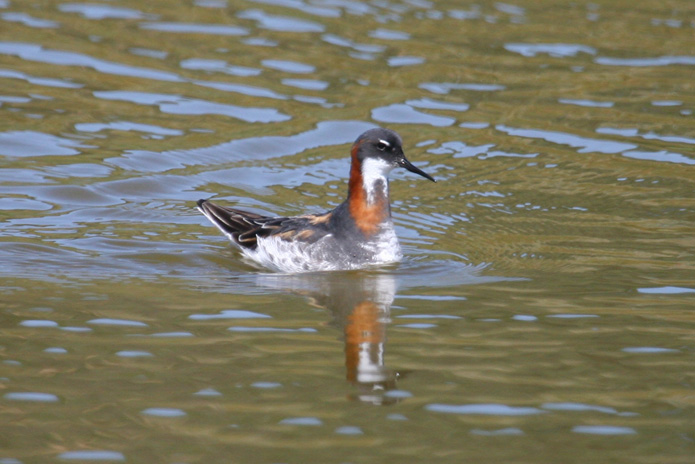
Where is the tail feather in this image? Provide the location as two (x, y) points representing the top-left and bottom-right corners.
(197, 199), (257, 247)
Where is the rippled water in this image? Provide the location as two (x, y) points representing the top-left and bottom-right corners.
(1, 0), (694, 462)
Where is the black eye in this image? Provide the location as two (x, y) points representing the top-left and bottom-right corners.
(376, 142), (388, 151)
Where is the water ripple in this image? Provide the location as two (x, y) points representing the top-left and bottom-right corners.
(372, 103), (455, 127)
(194, 80), (289, 100)
(1, 12), (59, 28)
(279, 416), (323, 426)
(139, 22), (248, 36)
(281, 78), (329, 90)
(106, 120), (375, 172)
(4, 391), (59, 402)
(496, 125), (636, 154)
(0, 42), (183, 82)
(238, 9), (325, 32)
(596, 127), (695, 146)
(59, 3), (155, 20)
(559, 98), (614, 108)
(261, 59), (315, 73)
(419, 82), (506, 93)
(180, 58), (262, 77)
(406, 98), (469, 112)
(57, 450), (125, 461)
(572, 426), (636, 435)
(141, 407), (187, 417)
(321, 33), (386, 56)
(369, 28), (410, 40)
(247, 0), (342, 18)
(87, 318), (149, 327)
(189, 309), (271, 320)
(504, 43), (597, 57)
(0, 131), (93, 157)
(595, 55), (695, 66)
(637, 286), (695, 294)
(0, 197), (50, 211)
(75, 121), (183, 137)
(93, 90), (291, 123)
(426, 403), (547, 416)
(387, 56), (425, 67)
(541, 402), (627, 415)
(0, 67), (82, 88)
(471, 428), (524, 436)
(622, 150), (695, 165)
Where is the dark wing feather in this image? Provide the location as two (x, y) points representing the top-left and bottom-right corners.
(197, 199), (332, 249)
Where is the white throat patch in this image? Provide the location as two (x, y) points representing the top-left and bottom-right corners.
(361, 157), (393, 204)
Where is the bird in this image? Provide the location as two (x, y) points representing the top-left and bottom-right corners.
(197, 127), (435, 273)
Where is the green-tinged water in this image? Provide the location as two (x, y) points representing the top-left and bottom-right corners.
(1, 0), (694, 462)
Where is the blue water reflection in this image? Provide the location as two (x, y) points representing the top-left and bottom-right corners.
(139, 21), (248, 36)
(180, 58), (262, 77)
(93, 90), (290, 123)
(1, 12), (59, 28)
(0, 131), (93, 157)
(238, 9), (325, 32)
(0, 42), (183, 81)
(504, 43), (596, 57)
(59, 3), (154, 20)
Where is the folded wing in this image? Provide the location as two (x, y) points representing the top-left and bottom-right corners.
(197, 199), (332, 249)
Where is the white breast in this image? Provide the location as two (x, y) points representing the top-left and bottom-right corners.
(360, 157), (393, 204)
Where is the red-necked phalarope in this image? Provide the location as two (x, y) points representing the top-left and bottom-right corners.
(197, 127), (435, 273)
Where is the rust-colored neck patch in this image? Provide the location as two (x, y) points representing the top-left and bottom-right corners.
(348, 141), (389, 236)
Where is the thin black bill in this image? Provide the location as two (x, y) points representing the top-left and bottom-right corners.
(399, 157), (436, 182)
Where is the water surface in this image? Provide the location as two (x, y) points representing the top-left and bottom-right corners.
(1, 0), (694, 462)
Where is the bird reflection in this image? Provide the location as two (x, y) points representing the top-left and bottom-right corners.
(246, 260), (499, 404)
(256, 271), (403, 405)
(343, 300), (400, 404)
